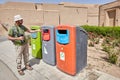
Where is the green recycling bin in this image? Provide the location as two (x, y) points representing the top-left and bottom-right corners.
(31, 26), (42, 59)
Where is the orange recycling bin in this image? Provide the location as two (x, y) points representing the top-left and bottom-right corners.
(56, 25), (87, 75)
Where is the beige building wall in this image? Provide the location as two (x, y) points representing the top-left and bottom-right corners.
(43, 11), (59, 25)
(87, 5), (99, 26)
(0, 9), (43, 27)
(0, 2), (35, 10)
(1, 0), (120, 36)
(60, 2), (99, 26)
(0, 2), (100, 35)
(36, 3), (43, 11)
(60, 7), (87, 25)
(0, 2), (43, 28)
(40, 3), (61, 25)
(42, 3), (62, 11)
(99, 0), (120, 26)
(116, 7), (120, 26)
(0, 4), (1, 8)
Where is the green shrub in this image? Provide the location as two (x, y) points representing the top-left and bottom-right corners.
(82, 25), (120, 39)
(102, 45), (111, 53)
(112, 39), (120, 47)
(89, 41), (94, 47)
(82, 25), (120, 65)
(108, 53), (118, 64)
(94, 38), (99, 44)
(104, 37), (111, 44)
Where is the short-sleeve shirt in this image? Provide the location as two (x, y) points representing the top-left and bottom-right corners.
(8, 24), (28, 45)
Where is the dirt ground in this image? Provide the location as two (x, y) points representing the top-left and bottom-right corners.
(87, 46), (120, 78)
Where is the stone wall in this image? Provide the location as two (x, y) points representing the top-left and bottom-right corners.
(59, 2), (99, 26)
(0, 2), (99, 35)
(38, 3), (62, 25)
(99, 0), (120, 26)
(87, 5), (99, 26)
(0, 2), (35, 10)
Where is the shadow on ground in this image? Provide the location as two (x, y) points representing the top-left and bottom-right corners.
(29, 58), (41, 66)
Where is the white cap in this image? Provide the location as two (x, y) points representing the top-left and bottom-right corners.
(14, 15), (23, 22)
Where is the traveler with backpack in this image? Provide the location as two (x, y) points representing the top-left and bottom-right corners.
(8, 15), (40, 75)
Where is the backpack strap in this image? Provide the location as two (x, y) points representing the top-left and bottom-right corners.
(11, 26), (19, 37)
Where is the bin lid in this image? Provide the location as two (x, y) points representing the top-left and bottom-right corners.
(77, 26), (88, 35)
(41, 25), (54, 29)
(31, 26), (40, 30)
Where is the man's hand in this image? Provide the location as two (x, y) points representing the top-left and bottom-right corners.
(18, 36), (24, 40)
(35, 29), (42, 32)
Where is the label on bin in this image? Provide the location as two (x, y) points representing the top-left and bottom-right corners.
(60, 52), (65, 61)
(44, 46), (48, 54)
(31, 32), (37, 39)
(32, 44), (36, 50)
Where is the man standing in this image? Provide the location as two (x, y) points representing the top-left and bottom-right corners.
(8, 15), (40, 75)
